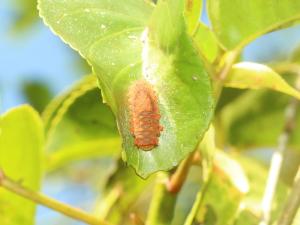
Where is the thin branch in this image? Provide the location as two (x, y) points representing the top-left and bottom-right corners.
(94, 184), (122, 220)
(259, 76), (300, 225)
(276, 167), (300, 225)
(166, 151), (195, 194)
(0, 170), (110, 225)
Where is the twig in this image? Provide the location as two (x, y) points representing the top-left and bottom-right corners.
(166, 152), (195, 194)
(94, 184), (122, 220)
(0, 170), (110, 225)
(259, 75), (300, 225)
(276, 167), (300, 225)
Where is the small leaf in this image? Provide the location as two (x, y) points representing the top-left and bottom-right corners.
(208, 0), (300, 50)
(225, 62), (300, 99)
(184, 0), (202, 34)
(192, 22), (220, 63)
(38, 0), (214, 177)
(0, 105), (44, 225)
(44, 75), (120, 171)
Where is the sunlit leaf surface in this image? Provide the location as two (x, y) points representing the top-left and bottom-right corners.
(208, 0), (300, 50)
(0, 105), (43, 225)
(39, 0), (214, 177)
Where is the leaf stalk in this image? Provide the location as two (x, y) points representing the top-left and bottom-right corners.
(0, 170), (110, 225)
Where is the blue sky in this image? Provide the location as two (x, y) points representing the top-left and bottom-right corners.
(0, 0), (85, 113)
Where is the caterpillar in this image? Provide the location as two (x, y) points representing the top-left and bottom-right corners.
(128, 80), (163, 151)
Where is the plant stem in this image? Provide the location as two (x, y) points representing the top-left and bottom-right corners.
(94, 184), (122, 220)
(0, 170), (110, 225)
(146, 173), (177, 225)
(259, 76), (300, 225)
(183, 173), (212, 225)
(276, 167), (300, 225)
(166, 152), (195, 194)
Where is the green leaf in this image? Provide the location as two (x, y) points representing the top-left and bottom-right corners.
(208, 0), (300, 50)
(149, 0), (184, 49)
(0, 105), (44, 225)
(225, 62), (300, 99)
(38, 0), (154, 109)
(184, 0), (202, 34)
(192, 22), (220, 63)
(39, 0), (214, 177)
(43, 75), (120, 171)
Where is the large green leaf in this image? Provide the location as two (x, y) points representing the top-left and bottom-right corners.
(39, 0), (214, 177)
(38, 0), (154, 109)
(208, 0), (300, 50)
(0, 105), (44, 225)
(43, 75), (121, 171)
(225, 62), (300, 99)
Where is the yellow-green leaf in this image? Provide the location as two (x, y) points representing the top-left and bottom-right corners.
(208, 0), (300, 50)
(44, 75), (121, 171)
(184, 0), (202, 34)
(0, 105), (44, 225)
(225, 62), (300, 99)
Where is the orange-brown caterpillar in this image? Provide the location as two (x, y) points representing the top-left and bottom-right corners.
(128, 80), (163, 151)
